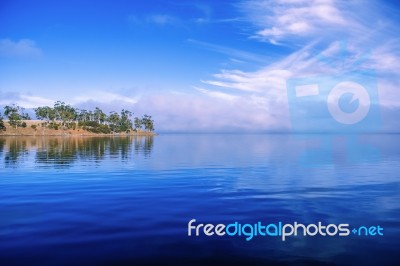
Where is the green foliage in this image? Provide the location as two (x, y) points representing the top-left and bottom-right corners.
(9, 101), (155, 134)
(87, 124), (111, 134)
(81, 121), (99, 127)
(3, 104), (31, 129)
(35, 106), (56, 123)
(54, 101), (77, 127)
(119, 109), (133, 132)
(8, 112), (20, 128)
(31, 124), (37, 130)
(69, 122), (77, 130)
(48, 122), (59, 130)
(94, 107), (107, 124)
(107, 112), (121, 132)
(79, 121), (111, 134)
(0, 113), (6, 131)
(78, 109), (90, 123)
(22, 113), (31, 120)
(141, 114), (154, 132)
(104, 109), (134, 133)
(134, 117), (142, 130)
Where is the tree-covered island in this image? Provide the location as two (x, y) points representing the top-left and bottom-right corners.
(0, 101), (155, 135)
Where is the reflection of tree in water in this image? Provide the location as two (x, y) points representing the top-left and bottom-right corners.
(109, 137), (131, 160)
(36, 138), (76, 167)
(36, 137), (153, 166)
(134, 136), (153, 157)
(0, 138), (5, 154)
(4, 137), (29, 167)
(144, 136), (154, 156)
(76, 137), (107, 162)
(0, 136), (154, 167)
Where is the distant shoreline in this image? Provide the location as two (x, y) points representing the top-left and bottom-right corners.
(0, 133), (156, 137)
(0, 120), (156, 137)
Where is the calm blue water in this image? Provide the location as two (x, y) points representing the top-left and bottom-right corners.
(0, 134), (399, 265)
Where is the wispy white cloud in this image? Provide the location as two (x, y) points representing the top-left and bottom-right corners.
(200, 38), (400, 127)
(147, 14), (179, 25)
(0, 38), (42, 58)
(17, 95), (54, 108)
(187, 39), (270, 64)
(194, 86), (239, 102)
(0, 93), (54, 109)
(239, 0), (400, 48)
(229, 58), (245, 64)
(72, 91), (139, 105)
(238, 0), (351, 44)
(128, 14), (181, 26)
(203, 68), (291, 94)
(194, 0), (400, 132)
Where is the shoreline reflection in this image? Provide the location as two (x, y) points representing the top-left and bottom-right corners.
(0, 136), (154, 168)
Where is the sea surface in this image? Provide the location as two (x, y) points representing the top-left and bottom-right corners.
(0, 134), (399, 265)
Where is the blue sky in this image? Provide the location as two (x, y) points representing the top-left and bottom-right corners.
(0, 0), (399, 132)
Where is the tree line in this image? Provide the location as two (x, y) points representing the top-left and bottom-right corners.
(0, 102), (154, 133)
(0, 105), (31, 131)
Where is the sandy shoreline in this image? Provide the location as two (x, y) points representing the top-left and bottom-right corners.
(0, 120), (156, 137)
(0, 133), (156, 137)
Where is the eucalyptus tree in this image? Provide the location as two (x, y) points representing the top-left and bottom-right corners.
(53, 101), (77, 128)
(94, 107), (107, 124)
(88, 110), (95, 122)
(141, 114), (154, 132)
(0, 112), (6, 131)
(35, 106), (56, 124)
(108, 111), (121, 133)
(134, 117), (142, 130)
(119, 109), (133, 132)
(35, 106), (47, 121)
(77, 109), (89, 123)
(3, 104), (30, 129)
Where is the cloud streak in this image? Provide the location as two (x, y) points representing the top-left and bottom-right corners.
(239, 0), (354, 44)
(0, 39), (42, 58)
(196, 0), (400, 132)
(128, 14), (181, 26)
(187, 39), (270, 64)
(72, 92), (139, 106)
